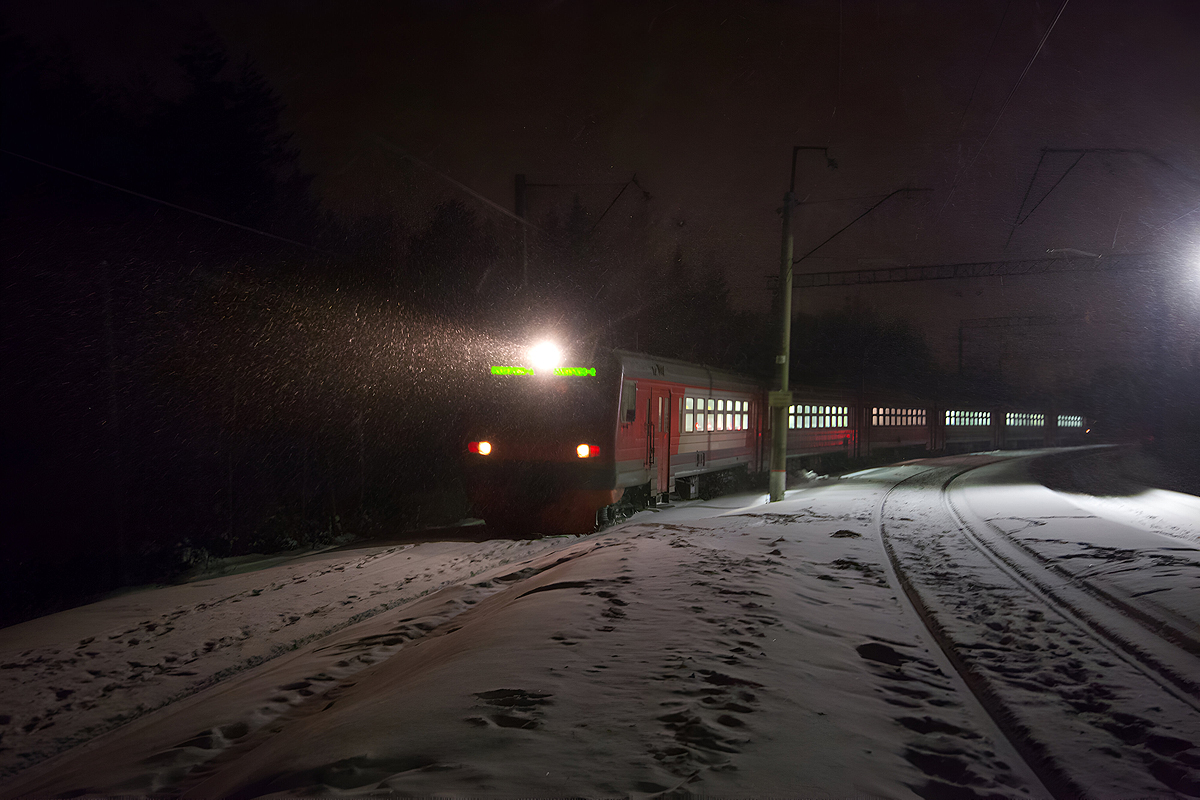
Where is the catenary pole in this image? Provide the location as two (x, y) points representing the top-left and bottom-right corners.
(771, 146), (836, 502)
(770, 153), (797, 501)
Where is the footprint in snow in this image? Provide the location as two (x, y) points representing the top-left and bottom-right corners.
(856, 641), (914, 667)
(465, 688), (552, 730)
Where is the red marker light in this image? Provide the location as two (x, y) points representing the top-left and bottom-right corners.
(576, 443), (599, 458)
(468, 441), (493, 455)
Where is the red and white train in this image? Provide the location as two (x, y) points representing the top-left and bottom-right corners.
(463, 347), (1091, 534)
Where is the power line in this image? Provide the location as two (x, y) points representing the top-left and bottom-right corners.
(790, 253), (1155, 288)
(798, 192), (894, 206)
(938, 0), (1071, 215)
(957, 0), (1013, 134)
(792, 188), (931, 265)
(589, 181), (630, 235)
(1, 148), (323, 252)
(1121, 199), (1200, 251)
(371, 134), (542, 231)
(1005, 147), (1200, 250)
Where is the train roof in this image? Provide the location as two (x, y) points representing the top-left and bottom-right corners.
(611, 349), (762, 392)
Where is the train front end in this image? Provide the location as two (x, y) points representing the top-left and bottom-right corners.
(463, 345), (621, 534)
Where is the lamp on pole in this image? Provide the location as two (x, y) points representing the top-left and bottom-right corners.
(770, 146), (836, 502)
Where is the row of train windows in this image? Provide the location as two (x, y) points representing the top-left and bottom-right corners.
(946, 410), (991, 426)
(872, 407), (926, 427)
(788, 405), (849, 430)
(683, 397), (750, 433)
(946, 411), (1079, 428)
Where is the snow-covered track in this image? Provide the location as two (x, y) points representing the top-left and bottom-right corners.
(944, 467), (1200, 707)
(876, 456), (1200, 799)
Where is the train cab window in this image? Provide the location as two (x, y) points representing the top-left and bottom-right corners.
(621, 380), (637, 423)
(684, 397), (694, 433)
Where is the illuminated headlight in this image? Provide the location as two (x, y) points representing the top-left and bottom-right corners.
(529, 341), (562, 372)
(576, 443), (599, 458)
(468, 441), (493, 455)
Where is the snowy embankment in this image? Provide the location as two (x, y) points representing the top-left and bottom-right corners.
(1034, 446), (1200, 544)
(2, 450), (1198, 798)
(3, 478), (1041, 798)
(0, 535), (577, 785)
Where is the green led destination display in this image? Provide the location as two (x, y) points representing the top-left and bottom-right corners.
(491, 366), (596, 376)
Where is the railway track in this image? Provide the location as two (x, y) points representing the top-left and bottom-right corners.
(874, 454), (1200, 799)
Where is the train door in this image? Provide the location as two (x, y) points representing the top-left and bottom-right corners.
(649, 387), (672, 495)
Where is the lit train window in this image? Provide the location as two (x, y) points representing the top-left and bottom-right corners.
(726, 413), (733, 430)
(684, 397), (694, 433)
(717, 408), (724, 430)
(788, 404), (795, 429)
(1058, 414), (1084, 428)
(1006, 412), (1045, 427)
(707, 398), (715, 431)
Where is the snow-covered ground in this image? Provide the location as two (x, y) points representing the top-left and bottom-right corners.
(1, 449), (1198, 798)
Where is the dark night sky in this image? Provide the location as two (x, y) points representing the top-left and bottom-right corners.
(7, 0), (1200, 386)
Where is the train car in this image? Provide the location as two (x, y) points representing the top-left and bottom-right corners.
(859, 399), (935, 458)
(942, 408), (998, 454)
(616, 350), (762, 504)
(1002, 410), (1049, 449)
(780, 390), (859, 464)
(463, 347), (762, 534)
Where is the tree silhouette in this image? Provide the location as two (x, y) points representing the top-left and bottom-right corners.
(143, 26), (314, 234)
